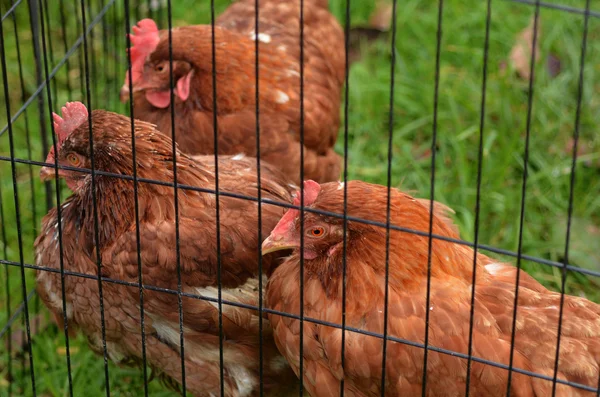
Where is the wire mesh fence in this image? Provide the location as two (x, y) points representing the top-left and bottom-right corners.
(1, 0), (599, 396)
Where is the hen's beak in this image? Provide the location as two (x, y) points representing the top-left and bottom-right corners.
(39, 166), (57, 182)
(261, 234), (297, 256)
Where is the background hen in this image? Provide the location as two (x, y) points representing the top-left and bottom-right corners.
(34, 101), (299, 396)
(119, 0), (345, 184)
(262, 180), (600, 397)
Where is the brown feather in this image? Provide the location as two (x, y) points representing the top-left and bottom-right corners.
(265, 180), (600, 397)
(35, 109), (299, 396)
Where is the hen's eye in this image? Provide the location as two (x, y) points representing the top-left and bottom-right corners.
(156, 64), (165, 72)
(67, 153), (80, 166)
(309, 226), (325, 238)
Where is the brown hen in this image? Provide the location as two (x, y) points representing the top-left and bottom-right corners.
(34, 101), (300, 396)
(262, 180), (600, 397)
(119, 0), (345, 184)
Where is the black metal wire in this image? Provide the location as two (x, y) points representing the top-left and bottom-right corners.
(505, 0), (600, 18)
(3, 252), (598, 395)
(0, 290), (36, 340)
(252, 0), (264, 395)
(86, 0), (98, 108)
(0, 0), (116, 138)
(10, 0), (38, 243)
(99, 0), (108, 109)
(58, 0), (72, 102)
(166, 0), (187, 394)
(123, 0), (150, 394)
(506, 2), (540, 394)
(420, 1), (443, 395)
(41, 0), (56, 105)
(298, 0), (306, 394)
(551, 1), (591, 395)
(35, 0), (75, 394)
(339, 0), (351, 395)
(208, 0), (225, 394)
(27, 0), (53, 213)
(4, 153), (600, 284)
(1, 0), (24, 22)
(74, 0), (85, 99)
(465, 1), (492, 395)
(379, 0), (398, 394)
(80, 0), (113, 393)
(0, 182), (12, 397)
(0, 11), (37, 395)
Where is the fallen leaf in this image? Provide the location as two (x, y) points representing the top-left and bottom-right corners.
(564, 137), (599, 168)
(547, 53), (561, 78)
(369, 1), (394, 32)
(509, 16), (542, 81)
(347, 27), (388, 64)
(56, 346), (79, 356)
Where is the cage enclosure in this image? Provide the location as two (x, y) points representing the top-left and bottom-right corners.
(1, 0), (600, 396)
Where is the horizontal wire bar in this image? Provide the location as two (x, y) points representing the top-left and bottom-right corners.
(1, 256), (597, 394)
(0, 289), (36, 339)
(0, 0), (117, 138)
(3, 154), (600, 280)
(1, 0), (24, 23)
(504, 0), (600, 18)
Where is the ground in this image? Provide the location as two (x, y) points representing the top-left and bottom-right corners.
(0, 0), (599, 395)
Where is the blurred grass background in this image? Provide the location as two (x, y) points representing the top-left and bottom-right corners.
(1, 0), (599, 395)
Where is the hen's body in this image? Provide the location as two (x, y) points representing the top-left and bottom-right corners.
(264, 181), (600, 397)
(35, 109), (299, 396)
(124, 0), (345, 184)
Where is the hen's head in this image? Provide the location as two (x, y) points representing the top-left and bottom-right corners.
(262, 180), (351, 261)
(262, 180), (462, 265)
(40, 101), (148, 192)
(119, 19), (193, 108)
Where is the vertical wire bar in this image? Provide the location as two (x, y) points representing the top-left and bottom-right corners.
(0, 12), (37, 396)
(100, 0), (108, 109)
(298, 0), (306, 394)
(28, 0), (53, 212)
(379, 0), (398, 394)
(123, 0), (150, 394)
(252, 0), (264, 394)
(420, 1), (444, 395)
(73, 0), (85, 99)
(208, 0), (225, 394)
(86, 0), (98, 107)
(36, 0), (75, 393)
(166, 0), (187, 394)
(11, 0), (39, 252)
(551, 1), (591, 395)
(80, 0), (113, 393)
(505, 2), (540, 394)
(58, 0), (73, 101)
(13, 0), (39, 374)
(111, 1), (118, 111)
(0, 184), (12, 397)
(464, 1), (492, 395)
(339, 0), (351, 395)
(41, 0), (57, 106)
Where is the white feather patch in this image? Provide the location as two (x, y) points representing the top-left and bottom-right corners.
(249, 32), (272, 43)
(274, 90), (289, 104)
(484, 262), (504, 275)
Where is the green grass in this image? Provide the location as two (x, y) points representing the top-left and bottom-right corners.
(1, 0), (600, 395)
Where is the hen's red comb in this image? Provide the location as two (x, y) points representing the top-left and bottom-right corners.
(292, 180), (321, 206)
(125, 19), (160, 84)
(53, 101), (88, 145)
(271, 181), (321, 236)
